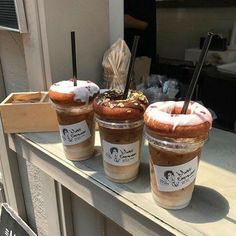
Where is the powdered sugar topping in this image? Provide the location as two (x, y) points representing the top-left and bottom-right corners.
(50, 80), (99, 103)
(145, 101), (212, 129)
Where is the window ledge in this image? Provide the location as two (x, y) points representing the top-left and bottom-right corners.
(8, 128), (236, 235)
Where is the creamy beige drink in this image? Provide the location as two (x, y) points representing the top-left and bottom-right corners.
(144, 101), (212, 209)
(49, 80), (99, 161)
(93, 90), (148, 183)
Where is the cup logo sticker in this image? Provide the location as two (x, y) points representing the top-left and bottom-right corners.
(59, 120), (91, 145)
(102, 140), (139, 166)
(154, 156), (198, 192)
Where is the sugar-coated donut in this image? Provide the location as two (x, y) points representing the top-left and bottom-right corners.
(49, 80), (100, 106)
(93, 90), (148, 121)
(144, 101), (212, 138)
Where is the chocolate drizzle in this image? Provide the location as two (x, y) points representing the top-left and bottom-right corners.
(95, 90), (148, 112)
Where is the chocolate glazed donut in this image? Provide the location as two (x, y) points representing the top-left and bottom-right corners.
(93, 90), (148, 121)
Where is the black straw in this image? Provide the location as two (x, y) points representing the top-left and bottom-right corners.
(71, 31), (77, 86)
(181, 32), (214, 114)
(123, 35), (140, 99)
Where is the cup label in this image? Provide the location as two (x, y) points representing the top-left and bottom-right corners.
(154, 156), (198, 192)
(102, 140), (139, 166)
(59, 120), (91, 145)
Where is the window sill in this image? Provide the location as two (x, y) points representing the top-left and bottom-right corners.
(8, 128), (236, 235)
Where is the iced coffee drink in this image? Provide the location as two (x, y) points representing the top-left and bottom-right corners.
(93, 90), (148, 183)
(49, 80), (99, 161)
(144, 101), (212, 209)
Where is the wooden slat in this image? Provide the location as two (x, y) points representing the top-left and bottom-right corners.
(41, 176), (62, 236)
(56, 184), (75, 236)
(0, 117), (26, 220)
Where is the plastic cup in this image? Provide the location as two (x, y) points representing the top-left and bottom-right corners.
(54, 103), (95, 161)
(48, 80), (99, 161)
(144, 101), (212, 209)
(145, 127), (206, 209)
(96, 117), (144, 183)
(93, 89), (148, 183)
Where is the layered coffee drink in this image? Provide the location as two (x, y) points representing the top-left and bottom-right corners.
(93, 90), (148, 183)
(49, 80), (99, 161)
(144, 101), (212, 209)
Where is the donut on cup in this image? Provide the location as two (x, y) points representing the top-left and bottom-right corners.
(144, 101), (212, 139)
(93, 90), (148, 183)
(49, 80), (99, 107)
(93, 89), (148, 121)
(49, 80), (100, 161)
(144, 101), (213, 209)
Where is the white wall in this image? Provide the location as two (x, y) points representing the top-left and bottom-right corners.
(157, 7), (236, 60)
(0, 1), (111, 235)
(39, 0), (110, 87)
(0, 0), (113, 94)
(0, 31), (29, 94)
(109, 0), (124, 44)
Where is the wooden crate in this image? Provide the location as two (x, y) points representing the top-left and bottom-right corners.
(0, 92), (58, 133)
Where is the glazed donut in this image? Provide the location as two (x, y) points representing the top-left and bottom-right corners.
(49, 80), (100, 106)
(93, 90), (148, 120)
(144, 101), (212, 138)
